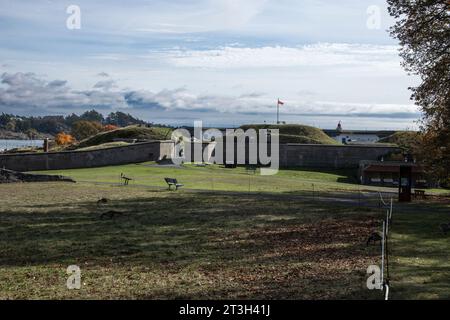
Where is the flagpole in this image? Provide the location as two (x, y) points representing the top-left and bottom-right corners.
(277, 99), (279, 124)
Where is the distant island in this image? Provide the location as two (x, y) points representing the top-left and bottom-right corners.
(0, 110), (170, 140)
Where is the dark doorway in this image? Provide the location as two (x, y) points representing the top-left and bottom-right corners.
(399, 166), (412, 202)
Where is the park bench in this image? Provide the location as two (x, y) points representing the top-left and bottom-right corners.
(224, 161), (237, 169)
(164, 177), (184, 190)
(414, 189), (426, 199)
(245, 165), (257, 174)
(120, 173), (132, 185)
(195, 163), (207, 167)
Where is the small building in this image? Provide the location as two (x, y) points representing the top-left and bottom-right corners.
(358, 160), (427, 188)
(324, 123), (396, 144)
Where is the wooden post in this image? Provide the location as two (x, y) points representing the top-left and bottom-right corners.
(43, 138), (49, 153)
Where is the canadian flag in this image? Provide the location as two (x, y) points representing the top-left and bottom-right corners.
(277, 99), (284, 106)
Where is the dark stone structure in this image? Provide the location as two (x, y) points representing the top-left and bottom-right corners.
(279, 144), (400, 168)
(0, 168), (75, 183)
(0, 139), (399, 172)
(0, 141), (174, 172)
(358, 160), (427, 188)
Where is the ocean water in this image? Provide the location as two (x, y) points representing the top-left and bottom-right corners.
(0, 139), (44, 151)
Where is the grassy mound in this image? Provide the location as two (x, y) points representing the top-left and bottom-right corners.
(73, 126), (173, 149)
(240, 124), (339, 144)
(75, 141), (130, 151)
(378, 131), (421, 151)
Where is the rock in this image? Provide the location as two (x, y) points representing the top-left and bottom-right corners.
(0, 168), (75, 183)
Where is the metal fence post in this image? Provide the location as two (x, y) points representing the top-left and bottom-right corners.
(381, 220), (385, 289)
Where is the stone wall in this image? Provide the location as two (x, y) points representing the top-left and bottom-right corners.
(279, 144), (400, 168)
(0, 141), (174, 172)
(0, 140), (399, 172)
(196, 141), (399, 168)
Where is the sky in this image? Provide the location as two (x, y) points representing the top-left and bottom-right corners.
(0, 0), (421, 129)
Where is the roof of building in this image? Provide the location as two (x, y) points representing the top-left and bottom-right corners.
(323, 129), (397, 138)
(359, 160), (424, 173)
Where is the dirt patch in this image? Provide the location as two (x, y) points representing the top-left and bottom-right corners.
(198, 217), (379, 299)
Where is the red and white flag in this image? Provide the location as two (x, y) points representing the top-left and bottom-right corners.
(277, 99), (284, 106)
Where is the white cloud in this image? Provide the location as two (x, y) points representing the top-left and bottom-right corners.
(166, 43), (401, 69)
(0, 72), (418, 119)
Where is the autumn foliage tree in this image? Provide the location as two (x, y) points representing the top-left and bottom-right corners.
(387, 0), (450, 186)
(55, 132), (75, 145)
(103, 124), (119, 132)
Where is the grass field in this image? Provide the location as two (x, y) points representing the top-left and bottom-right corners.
(1, 165), (449, 299)
(389, 201), (450, 299)
(0, 182), (383, 299)
(33, 163), (450, 196)
(33, 162), (392, 194)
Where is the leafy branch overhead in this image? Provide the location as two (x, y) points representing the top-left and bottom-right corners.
(388, 0), (450, 185)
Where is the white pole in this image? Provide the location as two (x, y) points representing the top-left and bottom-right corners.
(381, 221), (385, 289)
(386, 210), (390, 235)
(277, 100), (279, 124)
(390, 198), (393, 221)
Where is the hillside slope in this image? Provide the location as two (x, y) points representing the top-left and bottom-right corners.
(378, 131), (421, 151)
(71, 126), (173, 149)
(240, 124), (340, 145)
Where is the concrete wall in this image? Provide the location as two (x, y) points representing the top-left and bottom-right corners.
(279, 144), (400, 168)
(0, 141), (174, 172)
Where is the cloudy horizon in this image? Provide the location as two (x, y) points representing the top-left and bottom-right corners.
(0, 0), (421, 130)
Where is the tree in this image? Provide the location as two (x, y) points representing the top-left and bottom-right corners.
(65, 113), (81, 126)
(5, 119), (16, 132)
(105, 111), (146, 127)
(80, 109), (105, 123)
(32, 116), (69, 135)
(25, 128), (39, 140)
(71, 121), (103, 140)
(55, 132), (75, 145)
(387, 0), (450, 186)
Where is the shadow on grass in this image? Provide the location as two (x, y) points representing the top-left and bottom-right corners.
(282, 167), (358, 185)
(388, 201), (450, 299)
(0, 191), (383, 299)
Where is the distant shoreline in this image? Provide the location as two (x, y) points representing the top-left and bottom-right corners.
(0, 129), (52, 140)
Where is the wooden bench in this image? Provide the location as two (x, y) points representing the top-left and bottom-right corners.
(165, 178), (184, 190)
(224, 162), (237, 169)
(414, 189), (426, 199)
(245, 165), (257, 174)
(120, 173), (132, 185)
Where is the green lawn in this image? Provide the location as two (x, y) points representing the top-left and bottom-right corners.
(389, 201), (450, 299)
(33, 162), (404, 195)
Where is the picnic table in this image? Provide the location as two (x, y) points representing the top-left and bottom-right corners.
(414, 189), (426, 199)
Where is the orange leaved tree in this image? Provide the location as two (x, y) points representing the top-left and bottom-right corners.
(103, 124), (119, 132)
(55, 132), (75, 146)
